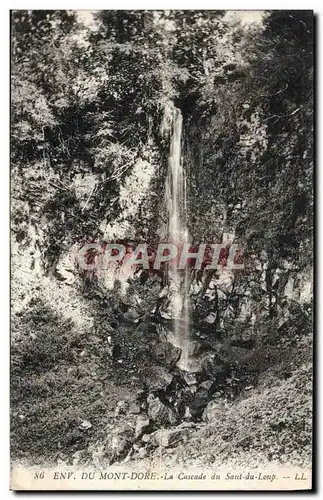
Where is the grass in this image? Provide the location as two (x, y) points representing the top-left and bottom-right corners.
(11, 304), (132, 465)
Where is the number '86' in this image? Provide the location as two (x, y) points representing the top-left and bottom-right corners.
(34, 472), (44, 480)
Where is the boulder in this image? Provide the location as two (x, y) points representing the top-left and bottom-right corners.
(132, 444), (148, 459)
(200, 380), (213, 391)
(147, 394), (177, 425)
(135, 414), (150, 439)
(190, 388), (210, 419)
(198, 351), (229, 380)
(152, 341), (181, 368)
(202, 400), (226, 423)
(103, 422), (135, 463)
(182, 371), (198, 387)
(160, 310), (172, 320)
(137, 447), (148, 459)
(151, 426), (192, 448)
(123, 308), (141, 324)
(198, 351), (216, 371)
(144, 366), (173, 391)
(187, 340), (203, 357)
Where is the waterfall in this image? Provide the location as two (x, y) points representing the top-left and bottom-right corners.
(165, 108), (191, 371)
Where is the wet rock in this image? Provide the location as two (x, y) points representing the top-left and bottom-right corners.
(144, 365), (173, 391)
(147, 394), (177, 425)
(187, 340), (203, 357)
(180, 356), (202, 374)
(182, 371), (198, 387)
(199, 351), (229, 380)
(152, 341), (181, 368)
(200, 380), (213, 391)
(156, 324), (169, 342)
(160, 310), (172, 320)
(198, 351), (216, 371)
(135, 414), (150, 439)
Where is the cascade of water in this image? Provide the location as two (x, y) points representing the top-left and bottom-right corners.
(165, 108), (191, 371)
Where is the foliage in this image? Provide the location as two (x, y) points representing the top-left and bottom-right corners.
(11, 10), (313, 465)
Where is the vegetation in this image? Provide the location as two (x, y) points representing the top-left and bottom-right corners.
(11, 10), (313, 466)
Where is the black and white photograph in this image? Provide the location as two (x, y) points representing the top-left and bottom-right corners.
(10, 9), (314, 491)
